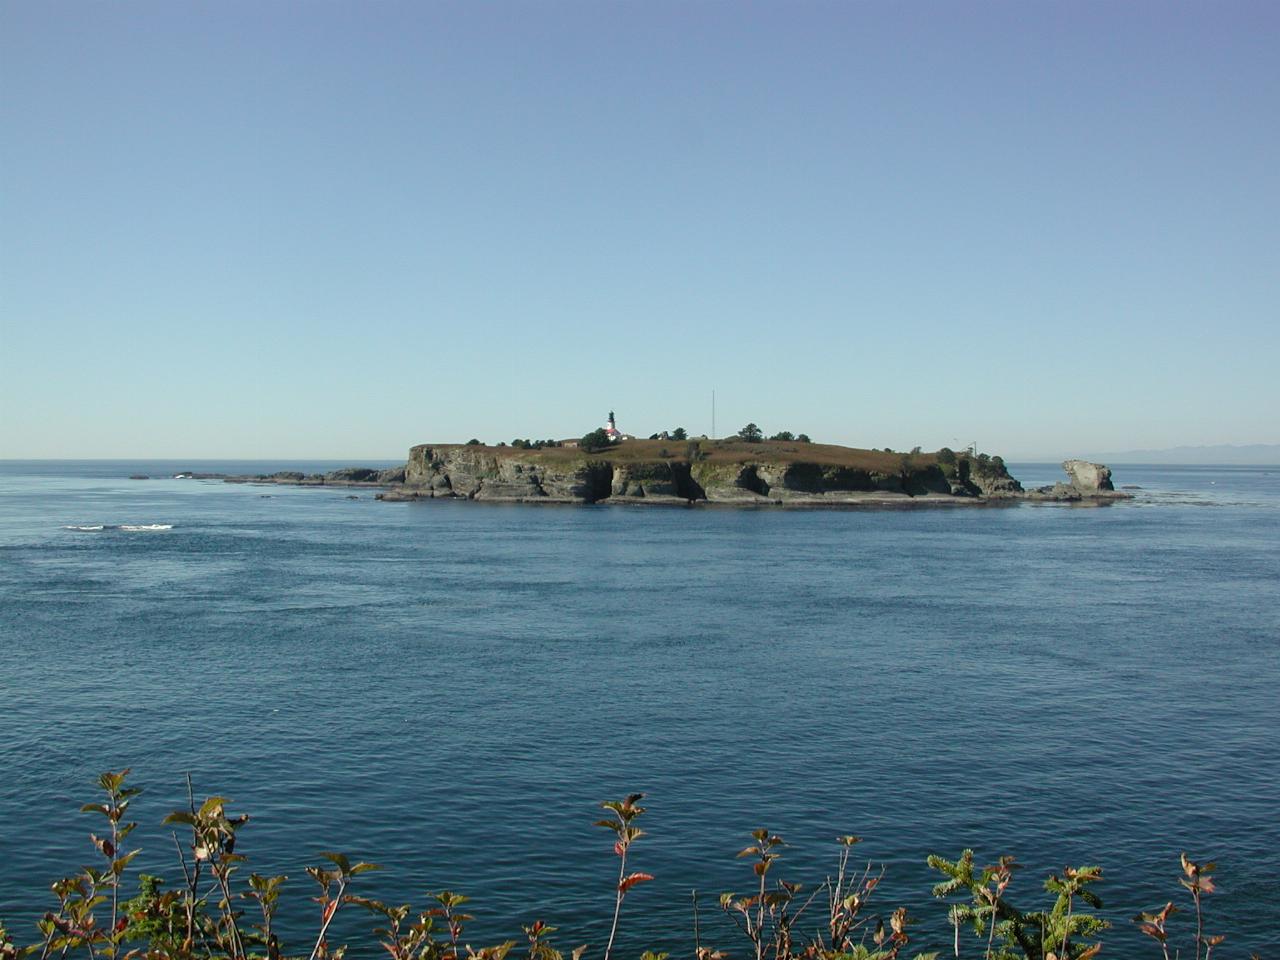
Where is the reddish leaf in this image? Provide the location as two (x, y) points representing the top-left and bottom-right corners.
(619, 872), (654, 893)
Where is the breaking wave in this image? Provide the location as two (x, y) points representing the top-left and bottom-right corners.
(63, 524), (174, 532)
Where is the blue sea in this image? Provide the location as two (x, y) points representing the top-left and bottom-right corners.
(1, 460), (1277, 956)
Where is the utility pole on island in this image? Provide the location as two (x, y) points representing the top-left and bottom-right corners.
(711, 389), (716, 440)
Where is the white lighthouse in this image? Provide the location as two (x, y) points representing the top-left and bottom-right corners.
(604, 410), (622, 441)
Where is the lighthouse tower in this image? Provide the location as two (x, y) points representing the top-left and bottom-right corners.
(604, 410), (622, 441)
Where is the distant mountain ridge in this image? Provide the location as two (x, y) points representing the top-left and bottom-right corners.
(1078, 444), (1280, 465)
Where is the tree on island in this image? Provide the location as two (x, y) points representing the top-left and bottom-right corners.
(580, 427), (614, 452)
(796, 433), (811, 443)
(736, 423), (763, 443)
(671, 426), (688, 441)
(466, 438), (481, 446)
(769, 430), (794, 442)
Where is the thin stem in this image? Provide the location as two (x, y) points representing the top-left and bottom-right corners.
(307, 878), (347, 960)
(446, 902), (461, 960)
(36, 926), (56, 960)
(182, 775), (201, 948)
(1194, 890), (1204, 960)
(216, 868), (245, 960)
(1061, 890), (1073, 960)
(691, 889), (701, 955)
(108, 802), (119, 960)
(603, 841), (627, 960)
(756, 862), (767, 960)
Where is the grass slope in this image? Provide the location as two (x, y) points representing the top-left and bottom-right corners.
(417, 439), (941, 471)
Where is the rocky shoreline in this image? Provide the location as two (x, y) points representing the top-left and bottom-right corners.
(386, 448), (1128, 506)
(1019, 460), (1131, 503)
(166, 446), (1129, 508)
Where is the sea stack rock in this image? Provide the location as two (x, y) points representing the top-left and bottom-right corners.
(1062, 460), (1115, 493)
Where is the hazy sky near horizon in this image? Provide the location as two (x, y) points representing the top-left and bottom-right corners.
(2, 1), (1277, 460)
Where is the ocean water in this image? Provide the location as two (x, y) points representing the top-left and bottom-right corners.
(1, 460), (1277, 956)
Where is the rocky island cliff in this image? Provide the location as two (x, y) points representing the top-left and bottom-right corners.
(367, 440), (1126, 506)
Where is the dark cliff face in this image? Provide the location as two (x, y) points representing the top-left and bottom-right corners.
(406, 445), (614, 502)
(394, 443), (1028, 505)
(954, 457), (1024, 498)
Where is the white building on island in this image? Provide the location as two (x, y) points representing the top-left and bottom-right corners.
(604, 410), (635, 442)
(605, 410), (622, 441)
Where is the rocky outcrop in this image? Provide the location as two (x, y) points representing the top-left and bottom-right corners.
(324, 467), (383, 483)
(1062, 459), (1114, 492)
(1022, 461), (1129, 502)
(706, 460), (963, 503)
(393, 449), (1023, 506)
(609, 462), (699, 502)
(404, 445), (612, 502)
(373, 443), (1124, 508)
(962, 458), (1024, 498)
(690, 462), (773, 502)
(159, 444), (1137, 509)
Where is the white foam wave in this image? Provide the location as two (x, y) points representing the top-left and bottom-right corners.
(63, 523), (174, 532)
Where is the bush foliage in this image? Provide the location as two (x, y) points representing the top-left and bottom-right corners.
(580, 428), (614, 452)
(0, 771), (1239, 960)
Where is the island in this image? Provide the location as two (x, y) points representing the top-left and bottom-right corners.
(175, 419), (1129, 507)
(371, 439), (1127, 506)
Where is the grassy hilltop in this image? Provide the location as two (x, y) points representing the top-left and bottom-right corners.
(432, 438), (947, 472)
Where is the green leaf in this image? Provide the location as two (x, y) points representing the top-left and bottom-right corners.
(321, 851), (352, 873)
(111, 850), (141, 875)
(198, 796), (229, 818)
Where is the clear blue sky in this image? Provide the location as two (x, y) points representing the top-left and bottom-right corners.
(2, 1), (1277, 459)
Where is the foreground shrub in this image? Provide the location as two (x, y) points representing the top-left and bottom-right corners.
(0, 771), (1245, 960)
